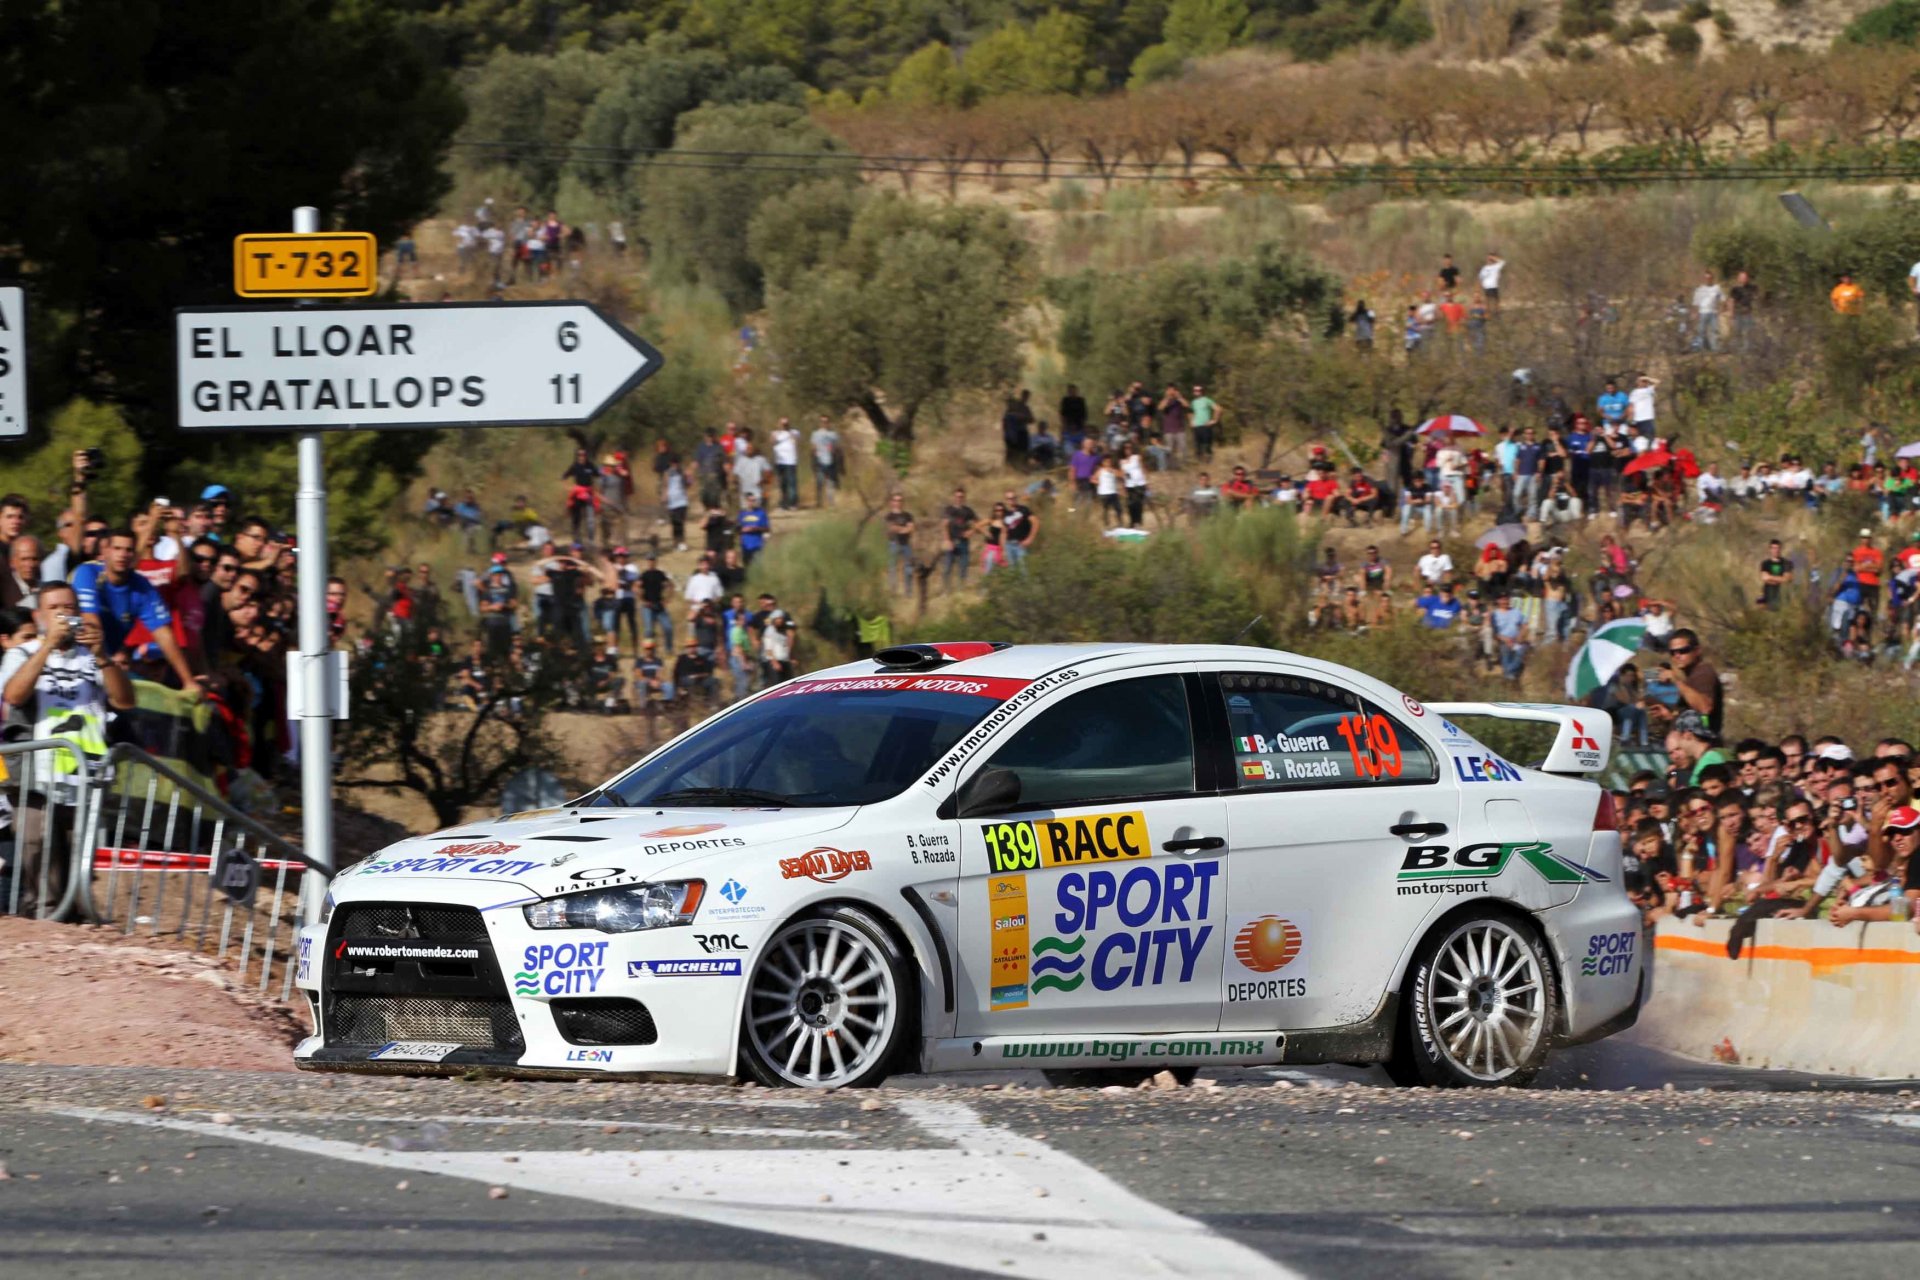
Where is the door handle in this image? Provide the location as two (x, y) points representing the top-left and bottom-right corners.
(1390, 822), (1449, 838)
(1163, 836), (1226, 853)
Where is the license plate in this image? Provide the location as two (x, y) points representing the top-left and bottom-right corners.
(369, 1041), (463, 1062)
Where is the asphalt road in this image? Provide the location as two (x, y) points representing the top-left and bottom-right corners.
(4, 1038), (1919, 1280)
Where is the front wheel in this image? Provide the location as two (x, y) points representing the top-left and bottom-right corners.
(738, 905), (910, 1089)
(1390, 913), (1558, 1088)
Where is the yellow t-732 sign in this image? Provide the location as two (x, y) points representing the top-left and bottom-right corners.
(233, 232), (377, 298)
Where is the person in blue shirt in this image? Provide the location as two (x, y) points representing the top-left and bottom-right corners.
(1597, 379), (1629, 431)
(1491, 592), (1529, 679)
(736, 494), (771, 565)
(1512, 428), (1544, 519)
(1416, 582), (1464, 628)
(71, 529), (197, 690)
(1564, 414), (1593, 507)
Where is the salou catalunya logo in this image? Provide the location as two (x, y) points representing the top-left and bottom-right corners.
(1029, 862), (1218, 997)
(1226, 915), (1308, 1003)
(1582, 930), (1637, 977)
(1395, 841), (1609, 886)
(514, 940), (608, 997)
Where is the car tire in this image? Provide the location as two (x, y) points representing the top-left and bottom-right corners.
(738, 904), (912, 1090)
(1043, 1067), (1199, 1089)
(1390, 912), (1559, 1088)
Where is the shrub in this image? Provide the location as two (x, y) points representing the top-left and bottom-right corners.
(1679, 0), (1712, 19)
(1612, 15), (1657, 42)
(1662, 20), (1703, 55)
(1558, 0), (1617, 38)
(1842, 0), (1920, 43)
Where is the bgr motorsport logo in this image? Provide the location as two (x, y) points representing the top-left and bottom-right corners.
(1395, 841), (1609, 894)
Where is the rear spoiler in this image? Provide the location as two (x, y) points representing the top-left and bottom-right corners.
(1423, 702), (1612, 775)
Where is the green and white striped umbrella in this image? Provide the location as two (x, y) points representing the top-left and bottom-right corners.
(1565, 618), (1647, 701)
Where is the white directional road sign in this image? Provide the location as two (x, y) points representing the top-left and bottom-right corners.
(0, 285), (26, 438)
(175, 300), (661, 431)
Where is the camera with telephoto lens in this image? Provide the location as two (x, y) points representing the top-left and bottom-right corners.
(79, 447), (105, 475)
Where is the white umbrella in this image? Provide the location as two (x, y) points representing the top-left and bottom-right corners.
(1566, 618), (1647, 701)
(1896, 441), (1920, 459)
(1476, 524), (1528, 551)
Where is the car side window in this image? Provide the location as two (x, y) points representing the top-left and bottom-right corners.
(1217, 672), (1437, 790)
(985, 675), (1195, 809)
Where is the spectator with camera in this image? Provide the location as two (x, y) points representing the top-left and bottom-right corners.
(1, 582), (136, 915)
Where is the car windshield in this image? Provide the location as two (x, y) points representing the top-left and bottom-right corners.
(599, 679), (1016, 808)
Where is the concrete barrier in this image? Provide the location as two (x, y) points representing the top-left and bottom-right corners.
(1638, 915), (1920, 1079)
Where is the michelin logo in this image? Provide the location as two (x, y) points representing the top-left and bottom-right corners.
(628, 958), (743, 978)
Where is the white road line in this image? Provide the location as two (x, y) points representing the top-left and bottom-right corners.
(168, 1111), (848, 1140)
(53, 1102), (1296, 1280)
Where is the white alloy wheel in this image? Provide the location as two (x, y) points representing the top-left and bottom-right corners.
(1393, 913), (1558, 1087)
(742, 909), (904, 1088)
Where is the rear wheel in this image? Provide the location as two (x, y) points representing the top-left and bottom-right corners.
(738, 905), (909, 1089)
(1390, 913), (1558, 1088)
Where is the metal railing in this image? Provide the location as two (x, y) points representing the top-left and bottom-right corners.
(77, 745), (319, 1002)
(0, 738), (95, 921)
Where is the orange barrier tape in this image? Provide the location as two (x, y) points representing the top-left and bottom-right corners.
(1656, 931), (1920, 974)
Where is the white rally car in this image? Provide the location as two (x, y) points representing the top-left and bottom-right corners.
(295, 642), (1647, 1089)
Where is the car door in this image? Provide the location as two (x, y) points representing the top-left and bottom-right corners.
(956, 670), (1228, 1036)
(1202, 668), (1461, 1034)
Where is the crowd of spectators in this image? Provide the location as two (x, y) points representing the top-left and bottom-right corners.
(2, 457), (308, 785)
(1614, 709), (1920, 943)
(411, 415), (856, 715)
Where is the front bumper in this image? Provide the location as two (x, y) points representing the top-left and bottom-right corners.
(293, 881), (747, 1077)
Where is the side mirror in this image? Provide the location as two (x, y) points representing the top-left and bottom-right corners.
(957, 767), (1021, 818)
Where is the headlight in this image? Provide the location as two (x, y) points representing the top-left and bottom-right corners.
(318, 895), (334, 925)
(522, 881), (704, 933)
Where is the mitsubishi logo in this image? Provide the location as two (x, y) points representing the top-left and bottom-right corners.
(1570, 719), (1601, 752)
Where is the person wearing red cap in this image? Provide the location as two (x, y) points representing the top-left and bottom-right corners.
(1826, 805), (1920, 926)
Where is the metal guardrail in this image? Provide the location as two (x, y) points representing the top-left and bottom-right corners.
(79, 745), (320, 1002)
(0, 738), (95, 922)
(5, 739), (320, 1003)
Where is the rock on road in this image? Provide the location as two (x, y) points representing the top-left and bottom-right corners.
(3, 1039), (1918, 1280)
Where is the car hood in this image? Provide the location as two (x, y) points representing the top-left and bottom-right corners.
(334, 806), (861, 898)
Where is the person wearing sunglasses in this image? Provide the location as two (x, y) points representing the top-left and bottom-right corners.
(1660, 627), (1723, 735)
(1758, 801), (1826, 899)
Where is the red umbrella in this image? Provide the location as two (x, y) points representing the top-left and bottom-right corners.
(1417, 414), (1486, 437)
(1621, 450), (1672, 477)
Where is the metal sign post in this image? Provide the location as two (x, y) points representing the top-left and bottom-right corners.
(291, 207), (334, 926)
